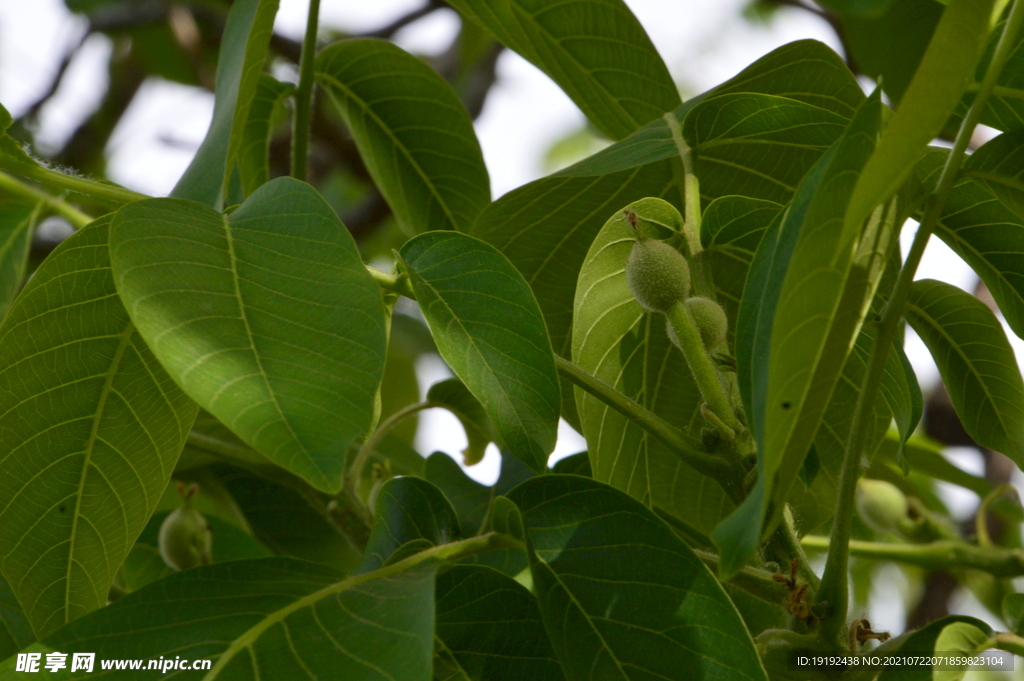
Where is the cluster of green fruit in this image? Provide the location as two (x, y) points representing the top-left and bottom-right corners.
(625, 235), (727, 351)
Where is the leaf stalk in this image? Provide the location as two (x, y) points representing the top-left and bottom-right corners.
(291, 0), (322, 181)
(0, 170), (92, 228)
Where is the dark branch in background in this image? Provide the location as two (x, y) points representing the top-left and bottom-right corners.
(362, 0), (447, 38)
(16, 30), (89, 126)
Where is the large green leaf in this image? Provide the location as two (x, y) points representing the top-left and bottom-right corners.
(435, 565), (563, 681)
(554, 40), (863, 179)
(110, 177), (388, 494)
(508, 475), (768, 681)
(400, 231), (560, 473)
(684, 93), (850, 206)
(317, 38), (490, 234)
(0, 217), (197, 637)
(0, 201), (36, 320)
(572, 198), (733, 534)
(716, 94), (886, 576)
(844, 0), (997, 241)
(877, 615), (993, 681)
(963, 129), (1024, 218)
(914, 146), (1024, 339)
(0, 557), (437, 680)
(905, 279), (1024, 463)
(358, 477), (460, 574)
(172, 0), (280, 206)
(0, 576), (31, 664)
(444, 0), (679, 141)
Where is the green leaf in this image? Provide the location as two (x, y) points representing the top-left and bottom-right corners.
(444, 0), (680, 141)
(844, 0), (997, 241)
(0, 201), (37, 320)
(507, 475), (768, 681)
(0, 216), (198, 637)
(555, 39), (863, 180)
(884, 337), (923, 465)
(400, 231), (560, 473)
(212, 464), (361, 572)
(905, 278), (1024, 463)
(702, 196), (782, 344)
(172, 0), (280, 206)
(963, 129), (1024, 218)
(550, 452), (591, 476)
(435, 565), (564, 681)
(427, 379), (496, 466)
(717, 93), (887, 576)
(572, 198), (733, 534)
(1004, 592), (1024, 634)
(959, 12), (1024, 131)
(877, 615), (993, 681)
(684, 93), (851, 206)
(0, 576), (32, 664)
(839, 0), (945, 106)
(0, 557), (438, 680)
(238, 74), (293, 198)
(426, 452), (492, 535)
(110, 177), (388, 494)
(914, 146), (1024, 339)
(358, 477), (460, 574)
(0, 103), (38, 174)
(316, 38), (490, 234)
(472, 163), (678, 357)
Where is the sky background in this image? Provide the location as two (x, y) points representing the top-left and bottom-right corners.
(0, 0), (1015, 633)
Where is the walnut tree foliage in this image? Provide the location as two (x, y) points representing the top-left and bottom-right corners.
(2, 0), (1024, 678)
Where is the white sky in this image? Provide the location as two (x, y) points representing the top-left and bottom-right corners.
(1, 4), (1019, 628)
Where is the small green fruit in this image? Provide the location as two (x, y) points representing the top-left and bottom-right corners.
(856, 478), (908, 534)
(159, 485), (213, 571)
(625, 237), (690, 313)
(685, 296), (727, 350)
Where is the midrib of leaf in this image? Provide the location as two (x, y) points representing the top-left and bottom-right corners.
(907, 297), (1016, 440)
(62, 321), (134, 625)
(990, 84), (1024, 101)
(219, 214), (314, 475)
(318, 77), (460, 230)
(531, 557), (630, 680)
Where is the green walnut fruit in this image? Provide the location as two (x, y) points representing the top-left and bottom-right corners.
(159, 505), (213, 571)
(625, 237), (690, 313)
(684, 296), (727, 350)
(856, 478), (909, 534)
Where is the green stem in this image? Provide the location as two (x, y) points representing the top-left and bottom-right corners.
(291, 0), (321, 181)
(803, 535), (1024, 578)
(994, 632), (1024, 657)
(814, 0), (1024, 645)
(766, 508), (821, 589)
(692, 548), (792, 607)
(666, 302), (743, 434)
(554, 354), (746, 500)
(367, 265), (416, 298)
(663, 112), (713, 298)
(0, 160), (148, 206)
(347, 400), (434, 498)
(0, 171), (93, 228)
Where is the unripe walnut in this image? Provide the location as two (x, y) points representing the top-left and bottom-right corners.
(158, 484), (213, 571)
(684, 297), (727, 350)
(855, 478), (908, 534)
(625, 237), (690, 313)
